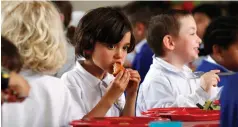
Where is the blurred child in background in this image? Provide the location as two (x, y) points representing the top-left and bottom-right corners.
(1, 36), (30, 103)
(196, 16), (238, 87)
(52, 1), (76, 78)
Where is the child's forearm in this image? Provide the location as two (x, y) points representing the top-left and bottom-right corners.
(83, 93), (116, 119)
(122, 94), (137, 116)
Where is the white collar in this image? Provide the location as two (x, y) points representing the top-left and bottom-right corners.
(205, 55), (232, 72)
(75, 61), (114, 88)
(20, 69), (43, 78)
(205, 55), (218, 65)
(153, 56), (192, 73)
(135, 39), (147, 53)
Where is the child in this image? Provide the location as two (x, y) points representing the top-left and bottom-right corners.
(2, 1), (80, 126)
(52, 1), (76, 78)
(61, 7), (140, 119)
(192, 4), (222, 40)
(196, 16), (238, 87)
(1, 36), (30, 103)
(136, 9), (220, 116)
(122, 1), (166, 82)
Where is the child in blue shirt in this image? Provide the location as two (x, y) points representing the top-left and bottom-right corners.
(196, 16), (238, 87)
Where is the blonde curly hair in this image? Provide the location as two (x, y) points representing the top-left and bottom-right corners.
(2, 1), (67, 75)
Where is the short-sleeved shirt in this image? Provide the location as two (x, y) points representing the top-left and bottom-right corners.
(61, 61), (125, 119)
(136, 56), (220, 116)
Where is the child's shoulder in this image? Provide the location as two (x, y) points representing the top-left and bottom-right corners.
(143, 65), (170, 85)
(61, 67), (85, 81)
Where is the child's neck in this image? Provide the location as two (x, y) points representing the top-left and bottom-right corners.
(210, 54), (225, 68)
(161, 55), (185, 70)
(81, 60), (107, 80)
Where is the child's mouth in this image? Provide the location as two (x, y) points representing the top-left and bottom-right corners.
(194, 47), (199, 54)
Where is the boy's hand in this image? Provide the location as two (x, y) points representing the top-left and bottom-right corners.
(200, 70), (220, 92)
(108, 70), (130, 99)
(125, 69), (141, 97)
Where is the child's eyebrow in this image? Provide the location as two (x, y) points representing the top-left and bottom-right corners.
(189, 27), (196, 30)
(124, 42), (130, 46)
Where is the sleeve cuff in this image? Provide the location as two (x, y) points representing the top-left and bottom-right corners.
(196, 87), (210, 105)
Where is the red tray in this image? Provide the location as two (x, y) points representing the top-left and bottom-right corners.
(91, 116), (169, 124)
(160, 109), (220, 121)
(70, 120), (110, 127)
(148, 107), (200, 112)
(70, 117), (169, 127)
(70, 117), (170, 127)
(192, 124), (219, 127)
(142, 107), (200, 117)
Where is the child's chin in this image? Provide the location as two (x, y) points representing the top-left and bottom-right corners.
(189, 55), (198, 62)
(108, 70), (113, 75)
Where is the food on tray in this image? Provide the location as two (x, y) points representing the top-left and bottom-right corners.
(197, 100), (220, 110)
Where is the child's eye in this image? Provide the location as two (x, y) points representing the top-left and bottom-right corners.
(123, 45), (129, 51)
(107, 44), (115, 50)
(190, 33), (195, 35)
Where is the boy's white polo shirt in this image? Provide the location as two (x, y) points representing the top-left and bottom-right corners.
(61, 61), (125, 119)
(136, 56), (219, 116)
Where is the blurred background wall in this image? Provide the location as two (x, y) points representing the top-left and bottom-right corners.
(71, 1), (130, 11)
(71, 1), (228, 12)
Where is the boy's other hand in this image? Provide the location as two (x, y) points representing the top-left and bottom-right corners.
(201, 70), (220, 92)
(126, 69), (141, 97)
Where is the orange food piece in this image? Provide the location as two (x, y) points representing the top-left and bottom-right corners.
(113, 63), (125, 76)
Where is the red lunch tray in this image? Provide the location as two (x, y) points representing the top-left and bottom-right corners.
(70, 116), (169, 127)
(161, 109), (220, 121)
(142, 108), (220, 121)
(70, 120), (110, 127)
(142, 107), (200, 117)
(192, 123), (219, 127)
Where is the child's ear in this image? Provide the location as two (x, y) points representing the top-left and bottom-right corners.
(134, 22), (145, 37)
(212, 45), (223, 61)
(59, 13), (65, 23)
(163, 35), (175, 50)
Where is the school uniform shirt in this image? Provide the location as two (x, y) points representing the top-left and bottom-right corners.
(126, 39), (147, 66)
(2, 70), (81, 127)
(132, 40), (154, 83)
(61, 61), (125, 118)
(220, 73), (238, 127)
(136, 56), (220, 116)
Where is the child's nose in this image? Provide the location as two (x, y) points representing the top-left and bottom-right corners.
(197, 35), (202, 44)
(114, 49), (123, 59)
